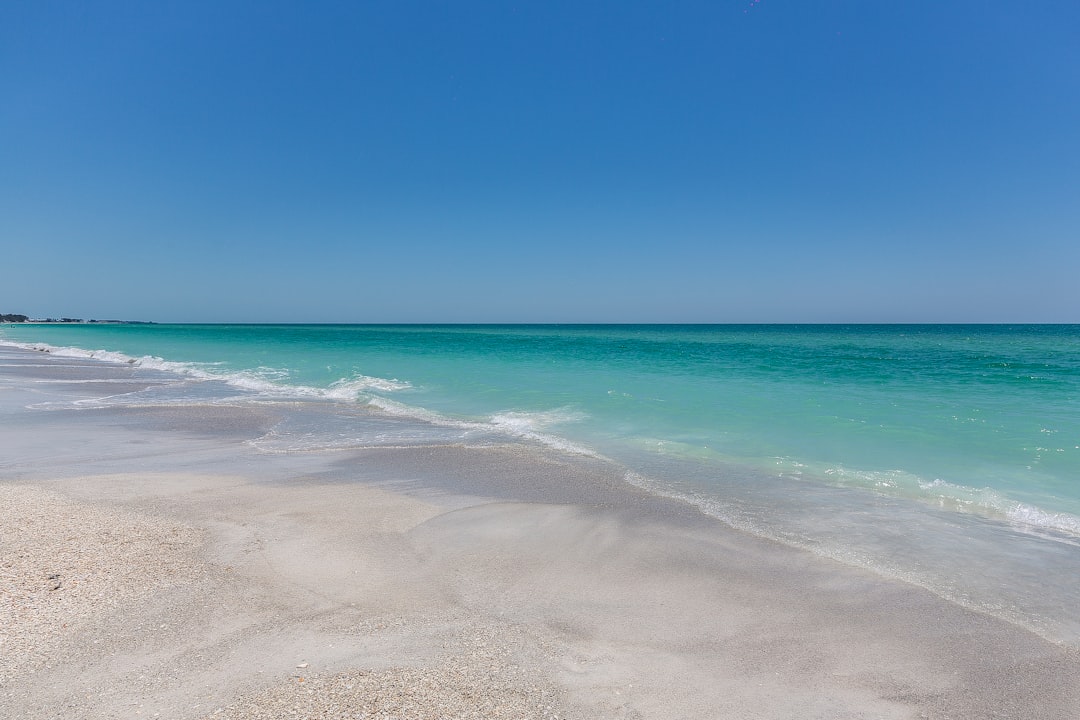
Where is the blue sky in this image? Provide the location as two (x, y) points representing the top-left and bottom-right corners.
(2, 1), (1078, 322)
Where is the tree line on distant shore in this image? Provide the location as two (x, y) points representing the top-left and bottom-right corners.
(1, 313), (83, 322)
(1, 313), (153, 324)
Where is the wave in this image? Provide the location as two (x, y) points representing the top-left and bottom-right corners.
(326, 375), (412, 397)
(366, 397), (597, 456)
(0, 339), (411, 403)
(916, 478), (1080, 538)
(783, 458), (1080, 540)
(488, 408), (595, 454)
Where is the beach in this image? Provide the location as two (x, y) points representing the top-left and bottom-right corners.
(3, 343), (1080, 719)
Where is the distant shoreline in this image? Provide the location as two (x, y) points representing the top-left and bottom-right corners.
(0, 315), (155, 325)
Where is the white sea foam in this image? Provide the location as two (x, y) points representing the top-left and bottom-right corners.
(326, 374), (412, 398)
(367, 397), (598, 457)
(1006, 503), (1080, 538)
(0, 339), (411, 405)
(628, 442), (1080, 542)
(796, 459), (1080, 540)
(365, 396), (464, 425)
(489, 407), (586, 434)
(1, 340), (221, 380)
(622, 469), (762, 533)
(488, 408), (596, 456)
(915, 477), (1080, 538)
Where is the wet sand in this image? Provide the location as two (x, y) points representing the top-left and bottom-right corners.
(2, 344), (1079, 719)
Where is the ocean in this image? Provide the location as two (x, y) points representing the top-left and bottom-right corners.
(3, 323), (1079, 643)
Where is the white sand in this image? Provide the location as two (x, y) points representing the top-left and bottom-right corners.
(0, 485), (204, 686)
(3, 469), (1079, 719)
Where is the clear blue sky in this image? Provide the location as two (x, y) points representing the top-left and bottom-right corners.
(2, 1), (1078, 322)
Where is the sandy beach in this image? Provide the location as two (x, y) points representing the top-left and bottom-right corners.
(2, 344), (1080, 719)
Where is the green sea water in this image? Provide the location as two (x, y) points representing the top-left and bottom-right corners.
(4, 323), (1080, 641)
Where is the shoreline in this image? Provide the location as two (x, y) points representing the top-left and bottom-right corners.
(3, 345), (1080, 718)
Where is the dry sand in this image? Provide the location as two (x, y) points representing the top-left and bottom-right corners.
(0, 485), (205, 686)
(2, 347), (1080, 719)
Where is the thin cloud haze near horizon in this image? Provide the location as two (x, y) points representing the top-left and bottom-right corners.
(2, 1), (1077, 323)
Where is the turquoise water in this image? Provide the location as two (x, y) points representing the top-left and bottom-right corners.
(4, 323), (1080, 641)
(4, 323), (1078, 525)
